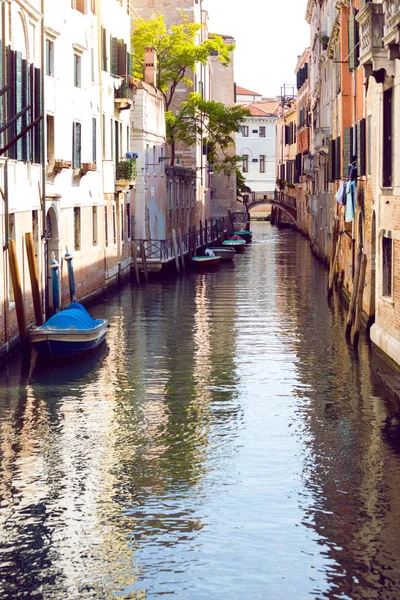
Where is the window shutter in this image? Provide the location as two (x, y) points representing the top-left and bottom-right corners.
(92, 117), (97, 163)
(343, 128), (352, 178)
(335, 136), (341, 180)
(348, 12), (359, 71)
(72, 122), (81, 169)
(15, 52), (23, 161)
(117, 40), (127, 76)
(328, 139), (334, 182)
(358, 118), (366, 176)
(111, 37), (118, 76)
(21, 59), (29, 162)
(101, 28), (107, 71)
(33, 67), (43, 164)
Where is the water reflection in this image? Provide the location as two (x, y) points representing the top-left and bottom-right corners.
(1, 223), (400, 598)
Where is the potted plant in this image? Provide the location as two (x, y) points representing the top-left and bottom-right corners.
(320, 33), (329, 50)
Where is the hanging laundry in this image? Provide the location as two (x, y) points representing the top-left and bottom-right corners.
(345, 180), (356, 222)
(335, 180), (347, 206)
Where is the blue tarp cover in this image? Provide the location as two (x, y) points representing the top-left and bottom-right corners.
(41, 302), (103, 330)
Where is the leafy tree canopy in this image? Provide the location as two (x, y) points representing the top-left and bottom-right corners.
(236, 167), (252, 197)
(131, 14), (234, 109)
(166, 93), (251, 174)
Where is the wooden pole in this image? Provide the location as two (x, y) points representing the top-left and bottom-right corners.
(8, 239), (27, 340)
(25, 232), (43, 325)
(228, 209), (234, 230)
(192, 225), (197, 256)
(351, 253), (367, 347)
(131, 241), (141, 285)
(221, 217), (225, 243)
(327, 234), (341, 299)
(204, 219), (208, 247)
(178, 228), (185, 271)
(172, 229), (180, 274)
(199, 220), (203, 252)
(345, 250), (362, 337)
(139, 239), (148, 282)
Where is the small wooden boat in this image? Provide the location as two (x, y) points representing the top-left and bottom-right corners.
(222, 238), (246, 253)
(234, 229), (252, 243)
(191, 256), (221, 269)
(208, 247), (235, 261)
(30, 301), (108, 358)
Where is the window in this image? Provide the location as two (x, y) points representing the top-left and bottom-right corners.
(92, 117), (97, 163)
(91, 48), (95, 82)
(153, 146), (157, 175)
(383, 88), (393, 187)
(72, 0), (85, 13)
(74, 54), (81, 87)
(259, 126), (266, 138)
(176, 180), (180, 208)
(382, 236), (392, 297)
(242, 154), (249, 173)
(160, 146), (165, 175)
(260, 155), (265, 173)
(241, 126), (249, 137)
(46, 39), (54, 76)
(101, 27), (107, 71)
(112, 204), (116, 244)
(126, 125), (129, 154)
(74, 207), (81, 251)
(120, 202), (124, 241)
(46, 115), (55, 171)
(105, 205), (109, 247)
(72, 122), (81, 169)
(146, 144), (150, 176)
(92, 206), (98, 245)
(168, 180), (173, 209)
(191, 182), (195, 207)
(126, 201), (131, 239)
(367, 114), (372, 176)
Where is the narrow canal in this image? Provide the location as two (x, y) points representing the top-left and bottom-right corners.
(2, 222), (400, 599)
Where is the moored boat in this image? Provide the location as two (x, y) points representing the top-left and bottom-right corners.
(233, 229), (252, 243)
(208, 247), (235, 261)
(29, 301), (108, 358)
(222, 239), (246, 253)
(191, 256), (221, 269)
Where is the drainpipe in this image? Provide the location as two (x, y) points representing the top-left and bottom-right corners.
(40, 0), (48, 316)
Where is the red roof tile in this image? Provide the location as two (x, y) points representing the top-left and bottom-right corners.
(236, 86), (262, 96)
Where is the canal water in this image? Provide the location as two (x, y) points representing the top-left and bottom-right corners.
(1, 222), (400, 599)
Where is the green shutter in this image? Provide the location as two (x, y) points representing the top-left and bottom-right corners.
(358, 118), (366, 176)
(343, 128), (352, 178)
(117, 40), (126, 76)
(111, 37), (118, 76)
(348, 12), (356, 71)
(92, 117), (97, 163)
(328, 139), (334, 182)
(33, 67), (43, 164)
(101, 28), (107, 71)
(21, 59), (29, 162)
(335, 136), (341, 180)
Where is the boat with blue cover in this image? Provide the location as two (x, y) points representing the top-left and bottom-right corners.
(233, 229), (252, 243)
(29, 302), (108, 357)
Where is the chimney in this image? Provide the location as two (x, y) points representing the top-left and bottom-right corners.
(144, 47), (157, 86)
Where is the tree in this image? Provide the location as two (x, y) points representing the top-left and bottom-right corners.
(165, 93), (251, 173)
(131, 14), (233, 109)
(236, 167), (252, 199)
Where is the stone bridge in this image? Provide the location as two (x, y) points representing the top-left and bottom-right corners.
(244, 191), (297, 225)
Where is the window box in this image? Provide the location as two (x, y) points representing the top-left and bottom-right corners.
(81, 161), (97, 174)
(54, 159), (72, 172)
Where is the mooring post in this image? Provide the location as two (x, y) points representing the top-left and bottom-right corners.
(8, 239), (27, 340)
(178, 228), (185, 271)
(351, 253), (367, 347)
(139, 239), (148, 282)
(64, 249), (77, 302)
(345, 250), (362, 338)
(25, 232), (43, 326)
(192, 225), (197, 256)
(172, 229), (180, 274)
(131, 241), (141, 285)
(200, 220), (203, 252)
(204, 219), (208, 247)
(50, 253), (60, 314)
(327, 234), (341, 299)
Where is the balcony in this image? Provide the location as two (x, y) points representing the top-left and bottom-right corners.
(114, 77), (135, 111)
(314, 128), (329, 155)
(356, 3), (394, 79)
(115, 158), (136, 191)
(383, 0), (400, 60)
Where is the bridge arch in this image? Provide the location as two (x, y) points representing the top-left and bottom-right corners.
(244, 191), (297, 226)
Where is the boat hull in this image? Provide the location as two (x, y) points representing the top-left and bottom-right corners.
(30, 322), (108, 357)
(208, 247), (235, 261)
(222, 240), (246, 253)
(233, 230), (252, 243)
(191, 256), (221, 269)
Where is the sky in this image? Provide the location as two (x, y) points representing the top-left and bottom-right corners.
(203, 0), (310, 98)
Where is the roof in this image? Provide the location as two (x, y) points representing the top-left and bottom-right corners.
(244, 100), (280, 117)
(236, 86), (262, 96)
(211, 33), (235, 41)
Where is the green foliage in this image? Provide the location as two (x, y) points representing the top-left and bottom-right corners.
(116, 159), (137, 181)
(236, 168), (251, 197)
(166, 93), (251, 174)
(131, 13), (234, 108)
